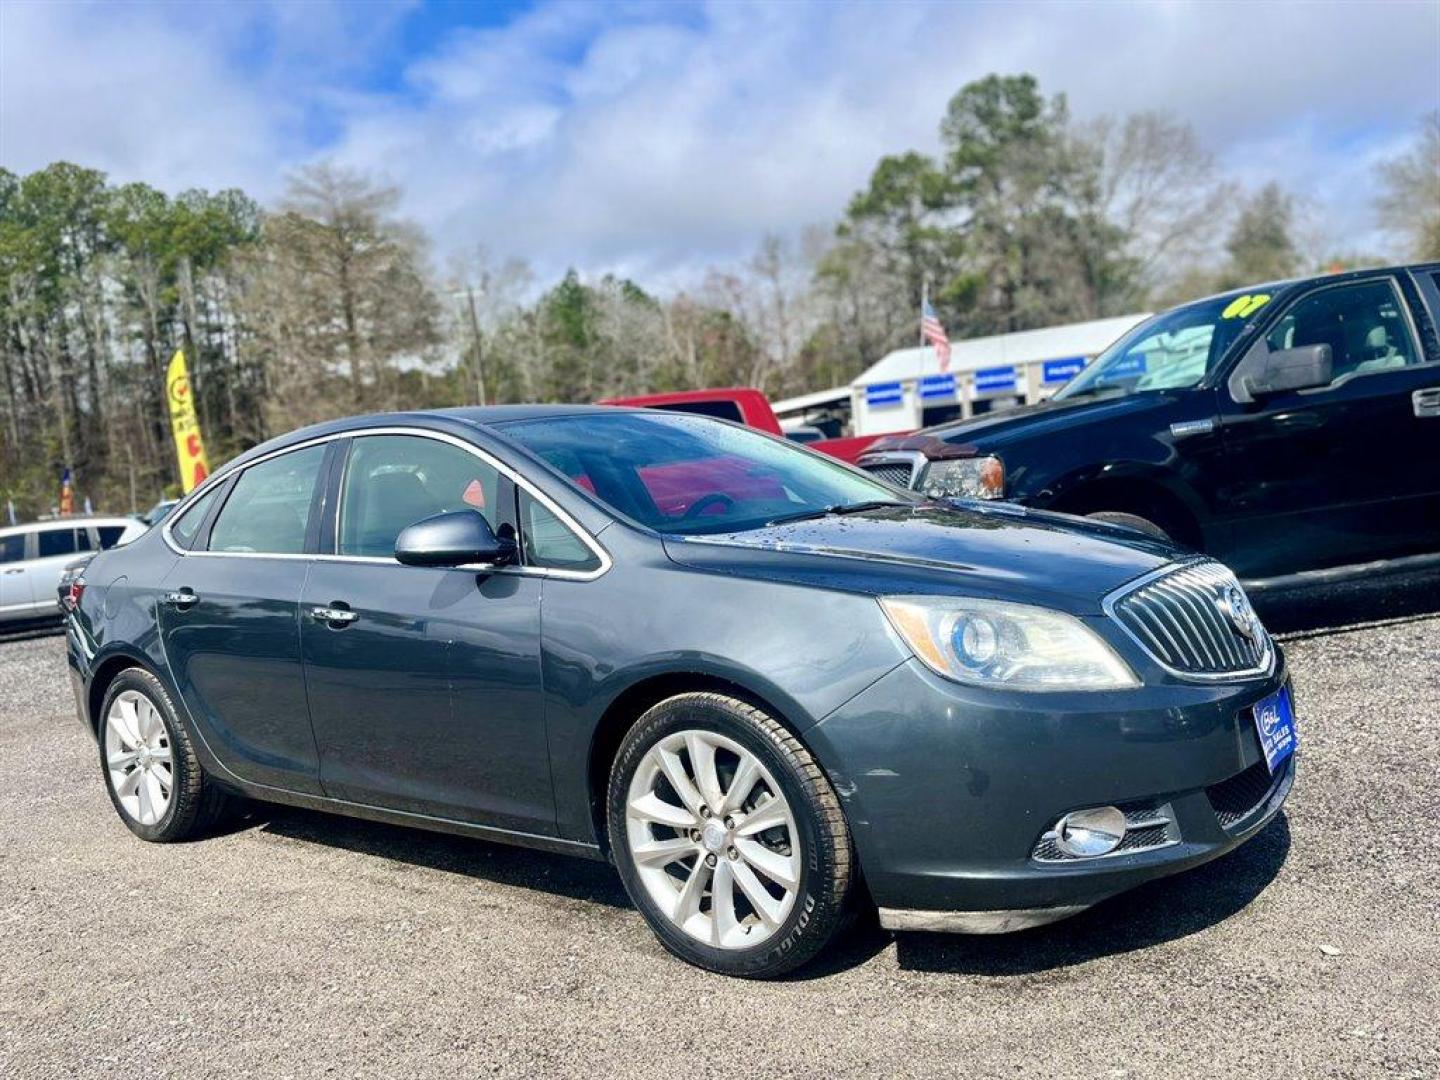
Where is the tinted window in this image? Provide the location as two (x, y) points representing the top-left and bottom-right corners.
(520, 491), (600, 572)
(38, 528), (80, 558)
(209, 446), (325, 554)
(500, 412), (907, 535)
(339, 435), (501, 558)
(1264, 280), (1418, 382)
(0, 535), (23, 564)
(97, 525), (126, 549)
(648, 401), (746, 423)
(170, 486), (221, 548)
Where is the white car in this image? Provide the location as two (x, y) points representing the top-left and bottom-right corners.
(0, 517), (146, 626)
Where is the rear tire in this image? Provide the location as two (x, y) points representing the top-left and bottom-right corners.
(608, 692), (854, 978)
(99, 668), (232, 842)
(1086, 510), (1171, 541)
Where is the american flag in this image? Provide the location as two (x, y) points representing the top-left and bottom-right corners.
(921, 299), (951, 372)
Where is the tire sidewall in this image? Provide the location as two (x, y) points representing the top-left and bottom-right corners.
(98, 669), (190, 841)
(608, 696), (835, 978)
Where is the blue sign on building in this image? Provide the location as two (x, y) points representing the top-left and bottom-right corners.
(918, 373), (957, 400)
(974, 366), (1017, 393)
(1042, 356), (1086, 384)
(865, 381), (904, 407)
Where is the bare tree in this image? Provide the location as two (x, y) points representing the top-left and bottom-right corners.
(1376, 112), (1440, 262)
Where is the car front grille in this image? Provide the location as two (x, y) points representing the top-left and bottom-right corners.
(1207, 756), (1290, 832)
(861, 462), (916, 488)
(1107, 561), (1273, 678)
(1031, 801), (1178, 863)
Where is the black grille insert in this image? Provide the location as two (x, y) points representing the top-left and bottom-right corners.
(1207, 758), (1286, 831)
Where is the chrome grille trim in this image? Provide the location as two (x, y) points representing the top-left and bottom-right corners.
(1104, 559), (1274, 681)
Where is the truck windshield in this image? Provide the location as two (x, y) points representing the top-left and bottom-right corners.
(1054, 291), (1268, 399)
(498, 412), (915, 535)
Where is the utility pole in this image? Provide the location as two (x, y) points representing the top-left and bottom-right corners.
(464, 283), (486, 406)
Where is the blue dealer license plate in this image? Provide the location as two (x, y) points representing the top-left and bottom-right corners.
(1253, 684), (1297, 774)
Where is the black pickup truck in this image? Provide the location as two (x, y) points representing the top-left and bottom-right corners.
(857, 264), (1440, 588)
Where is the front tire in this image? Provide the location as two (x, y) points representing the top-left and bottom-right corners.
(608, 692), (854, 978)
(99, 668), (231, 842)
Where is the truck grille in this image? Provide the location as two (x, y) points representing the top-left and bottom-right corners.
(861, 462), (916, 487)
(1106, 561), (1273, 679)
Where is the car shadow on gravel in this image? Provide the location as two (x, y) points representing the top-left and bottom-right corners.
(893, 812), (1292, 976)
(255, 805), (634, 909)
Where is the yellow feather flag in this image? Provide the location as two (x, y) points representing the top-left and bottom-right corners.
(166, 349), (210, 493)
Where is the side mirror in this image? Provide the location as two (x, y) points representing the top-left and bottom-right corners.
(1230, 343), (1333, 403)
(394, 510), (516, 568)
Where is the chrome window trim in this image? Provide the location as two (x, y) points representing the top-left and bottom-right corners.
(1102, 559), (1275, 683)
(160, 426), (612, 582)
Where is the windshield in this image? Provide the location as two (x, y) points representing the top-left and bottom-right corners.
(1054, 291), (1271, 399)
(498, 412), (915, 535)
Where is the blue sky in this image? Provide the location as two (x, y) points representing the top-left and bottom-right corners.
(3, 0), (1438, 286)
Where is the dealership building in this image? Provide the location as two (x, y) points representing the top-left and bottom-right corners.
(840, 313), (1150, 436)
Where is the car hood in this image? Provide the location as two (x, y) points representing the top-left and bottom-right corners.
(662, 502), (1177, 613)
(871, 392), (1172, 458)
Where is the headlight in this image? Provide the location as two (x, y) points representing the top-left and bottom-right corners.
(879, 595), (1139, 691)
(921, 456), (1004, 499)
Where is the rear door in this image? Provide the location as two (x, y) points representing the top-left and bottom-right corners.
(1215, 275), (1440, 577)
(0, 532), (34, 618)
(300, 431), (553, 833)
(158, 443), (329, 793)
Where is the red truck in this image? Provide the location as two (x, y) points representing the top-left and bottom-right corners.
(601, 387), (901, 464)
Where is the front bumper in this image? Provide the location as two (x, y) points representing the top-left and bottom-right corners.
(807, 654), (1294, 929)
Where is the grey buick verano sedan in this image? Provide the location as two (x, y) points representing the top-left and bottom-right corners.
(64, 407), (1295, 977)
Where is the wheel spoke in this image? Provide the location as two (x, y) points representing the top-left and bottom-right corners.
(151, 763), (173, 793)
(720, 756), (761, 815)
(115, 767), (143, 798)
(710, 859), (738, 946)
(731, 859), (784, 928)
(115, 699), (142, 748)
(629, 791), (695, 830)
(736, 795), (790, 837)
(138, 700), (159, 744)
(685, 732), (723, 811)
(144, 772), (167, 817)
(672, 857), (709, 924)
(631, 837), (695, 867)
(736, 837), (797, 890)
(656, 747), (706, 818)
(137, 771), (154, 823)
(107, 749), (141, 771)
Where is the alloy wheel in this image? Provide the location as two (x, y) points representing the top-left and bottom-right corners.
(624, 728), (800, 950)
(104, 690), (174, 826)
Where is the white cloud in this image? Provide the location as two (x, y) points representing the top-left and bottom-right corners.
(3, 0), (1437, 283)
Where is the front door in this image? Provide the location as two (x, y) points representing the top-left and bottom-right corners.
(158, 443), (328, 793)
(300, 432), (553, 834)
(1214, 276), (1439, 578)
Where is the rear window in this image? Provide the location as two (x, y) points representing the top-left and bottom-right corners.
(38, 528), (81, 558)
(646, 400), (745, 423)
(169, 486), (222, 549)
(0, 535), (23, 564)
(97, 525), (127, 549)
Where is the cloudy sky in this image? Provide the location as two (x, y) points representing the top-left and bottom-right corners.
(2, 0), (1437, 285)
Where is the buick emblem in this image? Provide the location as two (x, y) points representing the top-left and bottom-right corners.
(1222, 585), (1257, 641)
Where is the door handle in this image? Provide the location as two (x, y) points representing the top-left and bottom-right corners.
(3, 568), (22, 575)
(164, 589), (200, 609)
(1413, 388), (1440, 418)
(310, 605), (359, 627)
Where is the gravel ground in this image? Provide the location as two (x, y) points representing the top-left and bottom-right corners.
(1, 581), (1437, 1079)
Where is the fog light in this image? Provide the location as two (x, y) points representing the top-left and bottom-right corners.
(1055, 806), (1127, 858)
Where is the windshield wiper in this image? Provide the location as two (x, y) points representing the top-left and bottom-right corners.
(765, 500), (912, 527)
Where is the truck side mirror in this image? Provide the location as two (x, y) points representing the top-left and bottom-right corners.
(1230, 343), (1333, 403)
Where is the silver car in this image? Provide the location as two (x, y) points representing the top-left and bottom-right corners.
(0, 517), (145, 625)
